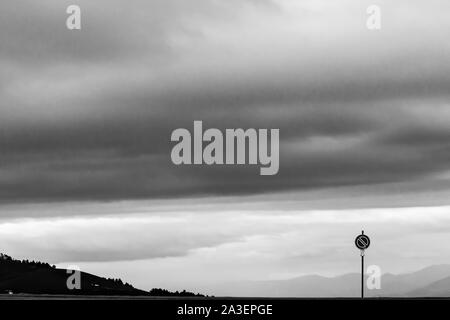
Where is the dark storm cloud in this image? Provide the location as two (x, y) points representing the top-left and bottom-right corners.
(0, 1), (163, 66)
(1, 0), (270, 66)
(1, 0), (450, 203)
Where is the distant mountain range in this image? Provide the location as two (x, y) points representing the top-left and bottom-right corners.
(0, 253), (203, 297)
(4, 252), (449, 298)
(212, 265), (450, 297)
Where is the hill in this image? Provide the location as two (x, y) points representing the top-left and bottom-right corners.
(0, 253), (203, 296)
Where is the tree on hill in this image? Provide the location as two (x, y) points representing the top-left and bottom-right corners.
(149, 288), (205, 297)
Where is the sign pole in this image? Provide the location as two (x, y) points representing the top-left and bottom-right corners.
(355, 230), (370, 299)
(361, 248), (364, 299)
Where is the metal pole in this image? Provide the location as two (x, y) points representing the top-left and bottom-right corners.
(361, 229), (364, 299)
(361, 250), (364, 299)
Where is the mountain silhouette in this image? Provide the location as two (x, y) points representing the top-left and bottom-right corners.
(0, 253), (203, 296)
(378, 265), (450, 296)
(405, 275), (450, 297)
(211, 265), (450, 297)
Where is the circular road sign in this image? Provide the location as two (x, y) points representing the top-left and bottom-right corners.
(355, 234), (370, 250)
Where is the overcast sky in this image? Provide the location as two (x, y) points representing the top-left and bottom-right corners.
(1, 0), (450, 294)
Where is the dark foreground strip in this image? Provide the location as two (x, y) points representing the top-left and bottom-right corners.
(0, 296), (447, 319)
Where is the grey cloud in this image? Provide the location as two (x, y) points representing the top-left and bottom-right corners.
(1, 0), (450, 204)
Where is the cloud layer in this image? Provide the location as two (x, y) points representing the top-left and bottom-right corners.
(1, 0), (450, 203)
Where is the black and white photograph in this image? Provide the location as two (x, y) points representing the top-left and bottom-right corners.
(1, 0), (450, 317)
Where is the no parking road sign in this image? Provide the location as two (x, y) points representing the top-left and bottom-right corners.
(355, 233), (370, 250)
